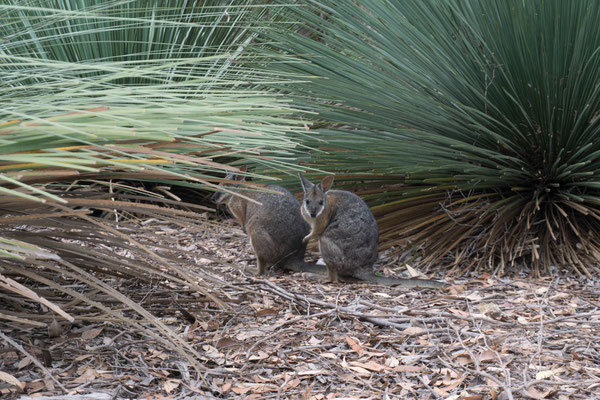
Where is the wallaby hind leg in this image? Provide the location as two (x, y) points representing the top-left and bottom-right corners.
(250, 234), (275, 275)
(326, 266), (339, 283)
(257, 258), (268, 275)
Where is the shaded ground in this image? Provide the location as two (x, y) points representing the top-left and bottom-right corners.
(1, 217), (600, 399)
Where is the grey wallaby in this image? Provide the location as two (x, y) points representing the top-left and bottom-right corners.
(212, 167), (323, 275)
(299, 173), (447, 289)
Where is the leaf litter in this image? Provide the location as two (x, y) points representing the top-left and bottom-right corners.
(1, 215), (599, 399)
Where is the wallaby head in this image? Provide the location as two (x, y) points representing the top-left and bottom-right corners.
(298, 173), (334, 219)
(211, 166), (247, 205)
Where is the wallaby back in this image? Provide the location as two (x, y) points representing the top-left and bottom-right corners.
(299, 174), (447, 289)
(319, 190), (379, 280)
(213, 171), (318, 275)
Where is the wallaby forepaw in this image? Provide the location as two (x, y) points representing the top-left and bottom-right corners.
(302, 235), (311, 244)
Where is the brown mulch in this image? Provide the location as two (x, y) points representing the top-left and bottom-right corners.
(1, 216), (600, 399)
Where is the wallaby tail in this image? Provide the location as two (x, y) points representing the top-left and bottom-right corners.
(284, 260), (328, 275)
(270, 246), (326, 275)
(353, 269), (448, 289)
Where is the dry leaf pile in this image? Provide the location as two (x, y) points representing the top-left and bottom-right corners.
(1, 216), (600, 399)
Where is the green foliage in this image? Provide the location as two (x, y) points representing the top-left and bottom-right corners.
(0, 0), (306, 245)
(263, 0), (600, 275)
(0, 0), (307, 368)
(0, 1), (307, 194)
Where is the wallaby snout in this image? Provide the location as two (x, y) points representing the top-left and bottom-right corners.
(305, 197), (323, 218)
(211, 190), (227, 205)
(211, 166), (247, 205)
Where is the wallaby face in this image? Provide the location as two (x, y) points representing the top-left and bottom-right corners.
(211, 166), (247, 206)
(298, 174), (329, 219)
(211, 172), (241, 205)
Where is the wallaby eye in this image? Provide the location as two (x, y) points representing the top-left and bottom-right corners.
(318, 200), (323, 206)
(305, 200), (311, 205)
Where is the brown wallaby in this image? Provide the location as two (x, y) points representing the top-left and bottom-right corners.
(299, 173), (447, 289)
(212, 168), (323, 275)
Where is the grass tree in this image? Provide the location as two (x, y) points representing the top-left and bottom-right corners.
(0, 0), (307, 370)
(262, 0), (600, 276)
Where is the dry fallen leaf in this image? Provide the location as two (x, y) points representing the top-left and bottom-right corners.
(535, 368), (562, 380)
(514, 281), (532, 290)
(526, 386), (558, 399)
(25, 380), (44, 392)
(449, 308), (469, 317)
(17, 357), (33, 370)
(236, 329), (264, 340)
(73, 368), (97, 384)
(297, 369), (330, 376)
(248, 350), (269, 361)
(535, 286), (549, 295)
(344, 365), (371, 377)
(43, 378), (55, 392)
(215, 337), (241, 350)
(466, 292), (483, 301)
(163, 379), (180, 393)
(448, 284), (467, 295)
(444, 379), (465, 392)
(0, 371), (24, 390)
(386, 356), (400, 368)
(308, 336), (322, 345)
(345, 336), (364, 355)
(255, 308), (278, 317)
(456, 355), (473, 366)
(81, 327), (103, 341)
(478, 350), (497, 363)
(232, 385), (251, 395)
(282, 377), (301, 391)
(393, 365), (423, 373)
(479, 303), (502, 317)
(74, 354), (93, 362)
(405, 264), (423, 277)
(402, 327), (426, 336)
(373, 292), (392, 298)
(348, 360), (387, 372)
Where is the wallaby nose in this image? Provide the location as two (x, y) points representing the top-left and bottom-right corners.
(211, 191), (224, 204)
(310, 212), (317, 218)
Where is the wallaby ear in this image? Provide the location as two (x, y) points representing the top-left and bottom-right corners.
(321, 175), (334, 191)
(232, 165), (248, 182)
(298, 173), (313, 193)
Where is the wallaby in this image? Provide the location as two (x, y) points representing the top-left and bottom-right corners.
(212, 167), (323, 276)
(298, 173), (447, 289)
